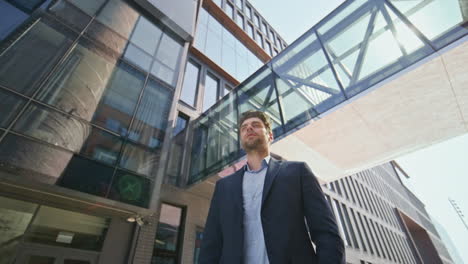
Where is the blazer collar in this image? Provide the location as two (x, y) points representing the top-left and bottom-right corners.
(231, 157), (283, 211)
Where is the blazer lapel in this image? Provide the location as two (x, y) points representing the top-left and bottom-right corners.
(262, 158), (282, 207)
(231, 169), (245, 213)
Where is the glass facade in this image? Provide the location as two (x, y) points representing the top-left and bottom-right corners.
(188, 0), (467, 184)
(194, 8), (263, 82)
(0, 196), (109, 264)
(0, 0), (183, 208)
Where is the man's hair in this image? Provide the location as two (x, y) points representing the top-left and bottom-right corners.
(238, 110), (272, 135)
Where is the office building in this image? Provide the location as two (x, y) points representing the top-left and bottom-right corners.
(0, 0), (466, 263)
(323, 161), (453, 264)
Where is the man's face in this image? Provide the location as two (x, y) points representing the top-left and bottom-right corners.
(240, 117), (273, 152)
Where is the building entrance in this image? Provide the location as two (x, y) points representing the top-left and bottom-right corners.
(14, 243), (99, 264)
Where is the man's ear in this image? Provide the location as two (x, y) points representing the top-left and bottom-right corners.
(268, 132), (274, 142)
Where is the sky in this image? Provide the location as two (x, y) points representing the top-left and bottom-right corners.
(249, 0), (468, 262)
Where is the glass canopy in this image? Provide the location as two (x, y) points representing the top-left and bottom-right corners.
(188, 0), (467, 184)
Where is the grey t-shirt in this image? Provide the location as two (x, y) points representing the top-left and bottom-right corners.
(242, 156), (271, 264)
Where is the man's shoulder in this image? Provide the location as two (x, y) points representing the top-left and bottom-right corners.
(280, 160), (306, 168)
(216, 169), (243, 186)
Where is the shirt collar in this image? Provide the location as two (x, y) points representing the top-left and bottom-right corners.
(244, 156), (271, 173)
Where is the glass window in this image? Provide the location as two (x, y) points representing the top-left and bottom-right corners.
(0, 196), (38, 264)
(236, 12), (244, 29)
(67, 0), (106, 16)
(225, 3), (234, 19)
(246, 5), (252, 19)
(123, 43), (152, 71)
(24, 205), (109, 250)
(0, 89), (26, 129)
(5, 0), (45, 14)
(80, 128), (123, 165)
(152, 33), (183, 86)
(254, 14), (260, 27)
(270, 29), (275, 41)
(129, 16), (162, 55)
(256, 31), (263, 47)
(341, 204), (359, 249)
(59, 155), (114, 197)
(92, 61), (146, 136)
(119, 142), (159, 177)
(0, 18), (76, 96)
(173, 113), (189, 136)
(193, 229), (203, 264)
(203, 73), (219, 112)
(108, 170), (151, 207)
(35, 38), (119, 121)
(266, 41), (273, 56)
(0, 133), (73, 183)
(235, 0), (242, 10)
(180, 61), (200, 107)
(13, 103), (90, 152)
(152, 203), (184, 263)
(389, 0), (468, 47)
(247, 23), (254, 39)
(261, 22), (268, 34)
(95, 0), (139, 39)
(129, 78), (173, 148)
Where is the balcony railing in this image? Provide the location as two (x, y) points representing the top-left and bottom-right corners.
(187, 0), (468, 185)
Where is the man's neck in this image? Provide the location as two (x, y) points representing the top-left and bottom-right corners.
(246, 150), (269, 171)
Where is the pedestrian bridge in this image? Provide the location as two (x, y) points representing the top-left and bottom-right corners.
(186, 0), (468, 186)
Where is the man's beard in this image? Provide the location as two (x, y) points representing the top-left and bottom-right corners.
(241, 137), (266, 152)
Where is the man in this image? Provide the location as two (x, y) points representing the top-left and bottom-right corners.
(199, 110), (345, 264)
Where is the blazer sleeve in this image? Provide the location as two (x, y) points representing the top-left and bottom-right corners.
(199, 181), (223, 264)
(301, 162), (345, 264)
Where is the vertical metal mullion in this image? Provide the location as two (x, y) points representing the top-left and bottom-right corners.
(270, 66), (287, 136)
(315, 29), (348, 100)
(350, 5), (378, 86)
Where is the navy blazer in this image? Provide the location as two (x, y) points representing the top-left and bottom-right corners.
(199, 158), (345, 264)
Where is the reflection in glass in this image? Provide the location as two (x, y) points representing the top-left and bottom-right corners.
(190, 93), (238, 182)
(36, 38), (119, 121)
(13, 103), (91, 152)
(96, 0), (139, 39)
(153, 203), (183, 262)
(194, 9), (264, 82)
(151, 34), (182, 86)
(47, 0), (92, 32)
(80, 128), (123, 165)
(92, 61), (146, 136)
(108, 170), (150, 207)
(0, 134), (73, 184)
(130, 16), (162, 55)
(119, 142), (159, 177)
(0, 196), (38, 264)
(389, 0), (468, 47)
(123, 43), (152, 71)
(24, 205), (109, 250)
(180, 61), (200, 107)
(59, 155), (114, 197)
(0, 19), (75, 95)
(129, 78), (173, 148)
(0, 89), (26, 128)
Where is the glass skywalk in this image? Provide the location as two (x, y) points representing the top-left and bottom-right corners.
(188, 0), (468, 184)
